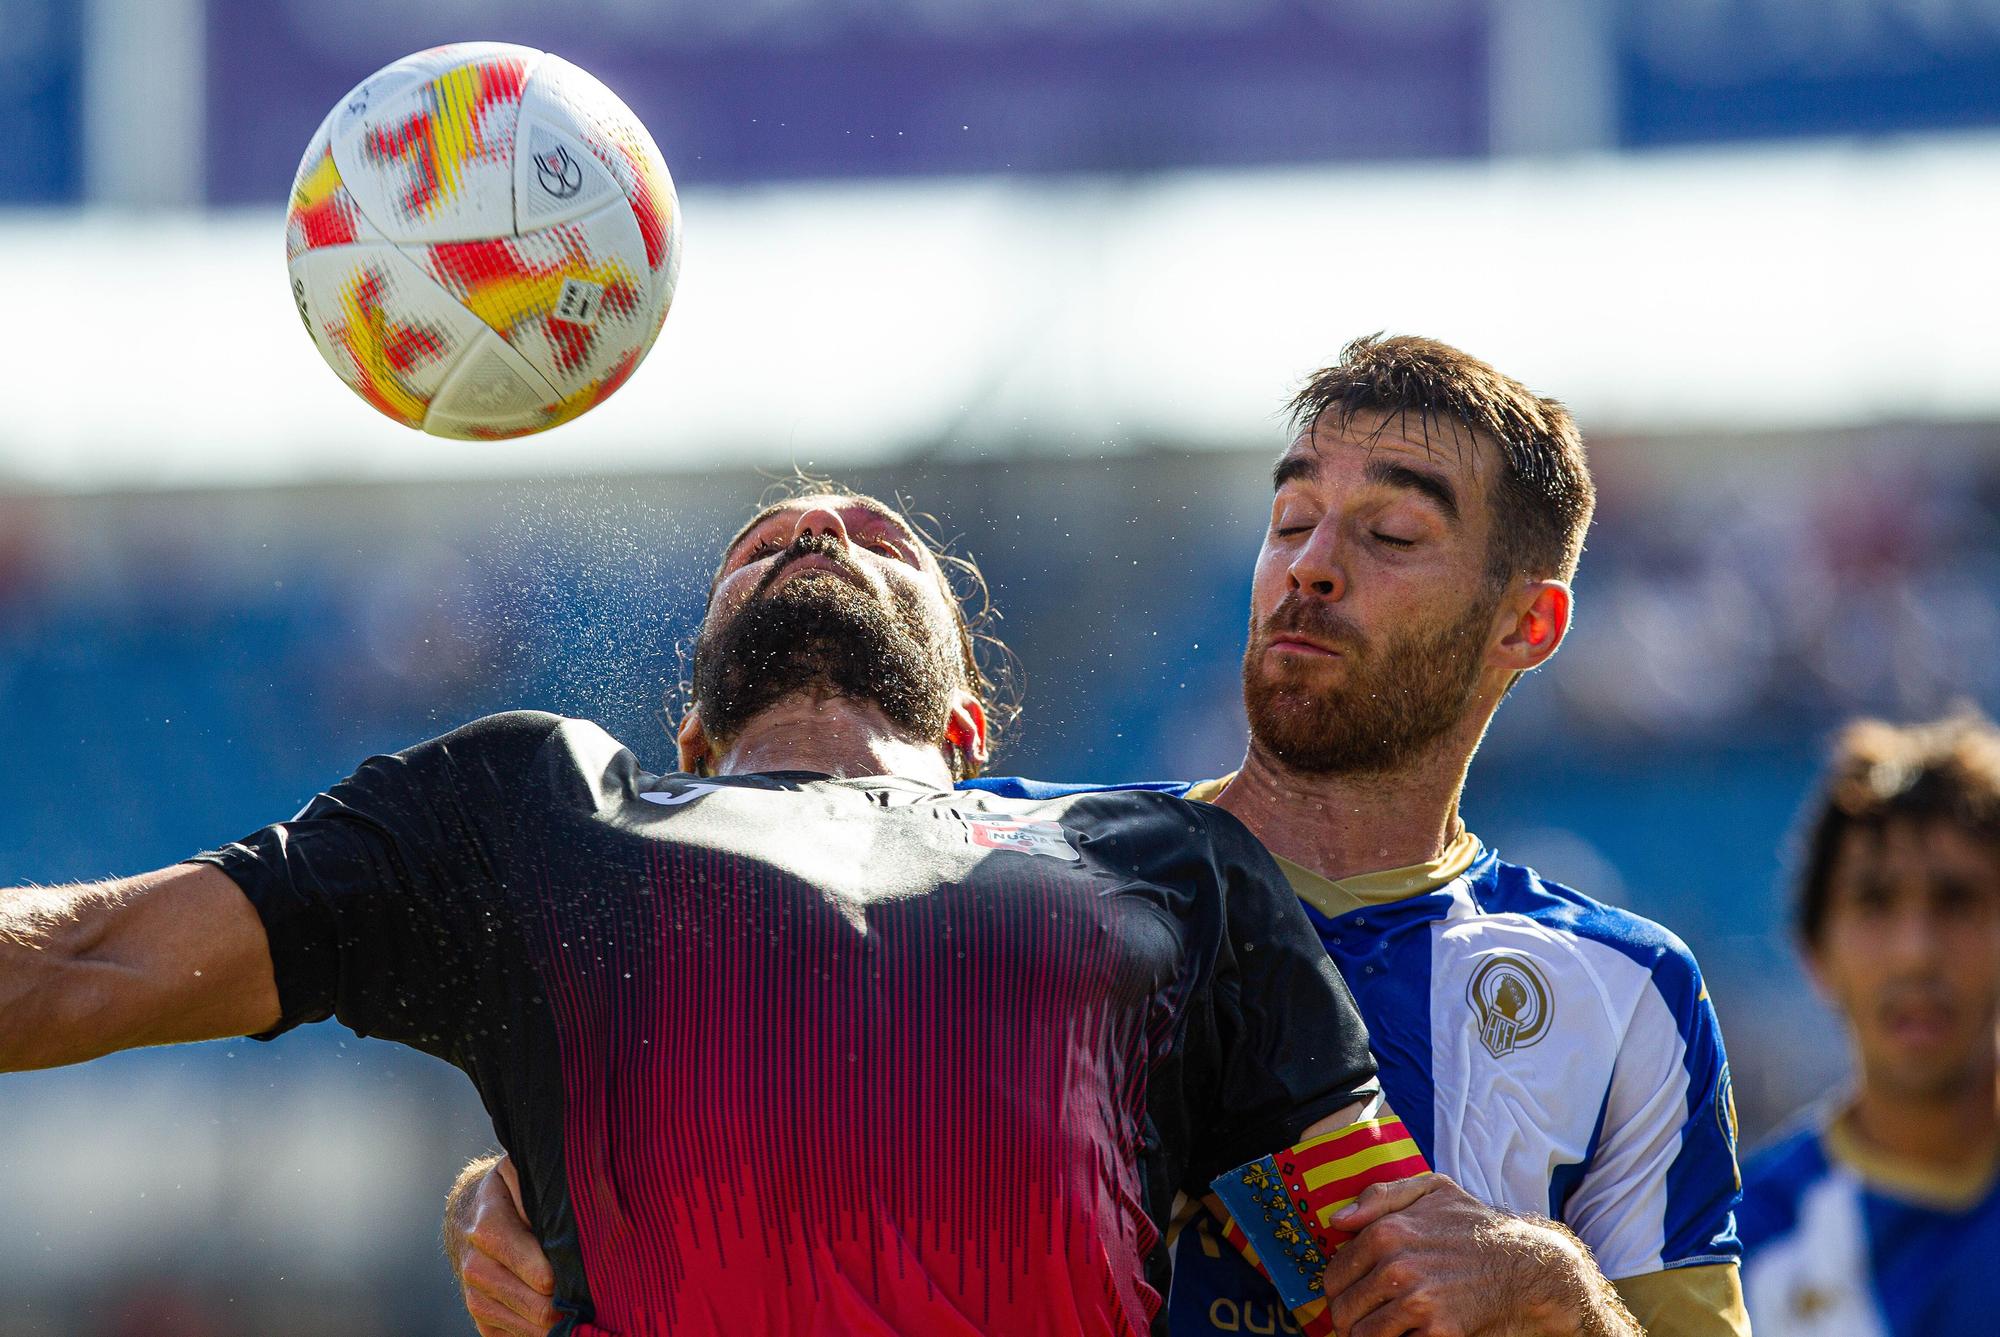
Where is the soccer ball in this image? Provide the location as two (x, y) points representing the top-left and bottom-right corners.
(284, 43), (680, 438)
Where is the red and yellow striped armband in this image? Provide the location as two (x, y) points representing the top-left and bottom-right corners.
(1208, 1115), (1430, 1319)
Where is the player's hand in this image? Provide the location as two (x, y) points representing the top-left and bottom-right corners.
(447, 1154), (561, 1337)
(1318, 1174), (1639, 1337)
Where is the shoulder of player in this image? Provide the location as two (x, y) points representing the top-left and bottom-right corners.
(978, 781), (1271, 872)
(1742, 1119), (1832, 1192)
(1444, 854), (1718, 1048)
(390, 710), (627, 783)
(424, 708), (576, 748)
(1059, 784), (1256, 842)
(1467, 854), (1709, 987)
(1736, 1122), (1835, 1248)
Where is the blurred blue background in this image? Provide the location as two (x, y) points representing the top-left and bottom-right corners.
(3, 1), (1998, 1333)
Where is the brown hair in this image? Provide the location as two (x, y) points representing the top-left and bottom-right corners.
(694, 473), (1021, 777)
(1795, 710), (2000, 945)
(1287, 334), (1595, 586)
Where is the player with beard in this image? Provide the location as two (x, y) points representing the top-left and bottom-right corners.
(0, 490), (1399, 1335)
(996, 337), (1744, 1337)
(450, 337), (1747, 1335)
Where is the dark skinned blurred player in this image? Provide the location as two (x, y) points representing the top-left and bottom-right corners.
(1741, 712), (2000, 1334)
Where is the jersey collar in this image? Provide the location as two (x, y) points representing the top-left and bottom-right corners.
(1187, 774), (1482, 919)
(1823, 1105), (2000, 1212)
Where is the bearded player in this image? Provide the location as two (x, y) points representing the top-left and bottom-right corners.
(0, 491), (1407, 1334)
(1739, 712), (2000, 1334)
(451, 336), (1747, 1335)
(1002, 336), (1744, 1336)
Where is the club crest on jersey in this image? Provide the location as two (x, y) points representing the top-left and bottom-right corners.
(1467, 953), (1552, 1058)
(961, 818), (1079, 861)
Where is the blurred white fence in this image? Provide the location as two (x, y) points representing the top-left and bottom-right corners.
(1, 134), (1997, 493)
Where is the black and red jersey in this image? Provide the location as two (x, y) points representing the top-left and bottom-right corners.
(197, 711), (1374, 1335)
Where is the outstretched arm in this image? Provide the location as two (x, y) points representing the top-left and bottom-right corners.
(0, 864), (279, 1073)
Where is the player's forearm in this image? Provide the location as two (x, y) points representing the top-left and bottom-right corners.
(0, 866), (281, 1072)
(1579, 1296), (1644, 1337)
(1568, 1286), (1643, 1337)
(1555, 1291), (1643, 1337)
(1509, 1218), (1641, 1337)
(0, 881), (123, 1071)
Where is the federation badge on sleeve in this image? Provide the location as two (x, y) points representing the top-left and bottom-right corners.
(1208, 1116), (1429, 1314)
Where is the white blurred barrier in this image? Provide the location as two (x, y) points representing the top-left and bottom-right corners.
(0, 1042), (488, 1287)
(1, 132), (1997, 492)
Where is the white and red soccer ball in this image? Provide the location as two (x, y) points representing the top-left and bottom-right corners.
(284, 43), (680, 438)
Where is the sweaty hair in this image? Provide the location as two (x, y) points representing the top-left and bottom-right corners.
(694, 473), (1020, 776)
(1795, 710), (2000, 946)
(1287, 334), (1595, 586)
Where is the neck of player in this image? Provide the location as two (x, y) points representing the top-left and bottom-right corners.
(708, 693), (956, 786)
(1848, 1049), (2000, 1172)
(1215, 726), (1479, 883)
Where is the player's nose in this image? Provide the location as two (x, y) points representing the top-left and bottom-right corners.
(1882, 903), (1948, 971)
(790, 505), (850, 547)
(1287, 524), (1346, 601)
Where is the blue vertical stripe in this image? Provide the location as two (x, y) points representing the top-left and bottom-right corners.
(1550, 1089), (1611, 1220)
(1303, 891), (1444, 1163)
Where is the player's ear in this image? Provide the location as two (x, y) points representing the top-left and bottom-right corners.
(677, 708), (714, 777)
(943, 692), (988, 777)
(1493, 579), (1572, 674)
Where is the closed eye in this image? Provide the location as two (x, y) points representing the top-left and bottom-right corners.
(1372, 532), (1416, 549)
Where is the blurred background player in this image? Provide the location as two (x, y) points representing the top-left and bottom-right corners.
(447, 336), (1746, 1336)
(0, 491), (1390, 1334)
(1739, 712), (2000, 1334)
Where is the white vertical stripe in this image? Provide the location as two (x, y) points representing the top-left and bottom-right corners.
(1561, 956), (1690, 1276)
(1426, 915), (1632, 1227)
(1743, 1173), (1887, 1337)
(82, 0), (206, 207)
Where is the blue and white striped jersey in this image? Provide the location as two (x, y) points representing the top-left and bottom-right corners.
(1739, 1112), (2000, 1337)
(964, 774), (1745, 1332)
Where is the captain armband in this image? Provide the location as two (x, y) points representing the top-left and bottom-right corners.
(1208, 1115), (1431, 1315)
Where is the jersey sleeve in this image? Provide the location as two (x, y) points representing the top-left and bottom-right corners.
(1613, 1264), (1751, 1337)
(1564, 931), (1743, 1279)
(189, 711), (565, 1058)
(1180, 806), (1379, 1184)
